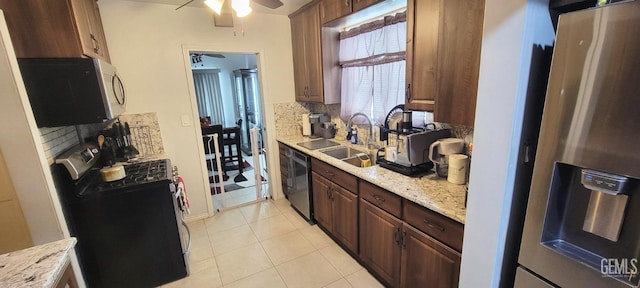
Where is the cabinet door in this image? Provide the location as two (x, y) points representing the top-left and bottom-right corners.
(302, 5), (324, 103)
(405, 0), (440, 112)
(312, 172), (333, 231)
(0, 0), (84, 58)
(319, 0), (352, 24)
(70, 0), (96, 58)
(352, 0), (383, 12)
(290, 12), (309, 101)
(86, 0), (111, 62)
(359, 199), (402, 287)
(401, 224), (461, 288)
(331, 185), (358, 254)
(433, 0), (483, 126)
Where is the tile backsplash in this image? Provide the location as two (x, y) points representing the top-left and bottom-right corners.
(40, 126), (79, 164)
(273, 102), (474, 154)
(39, 112), (166, 165)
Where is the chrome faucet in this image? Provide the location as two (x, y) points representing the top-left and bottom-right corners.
(346, 113), (378, 149)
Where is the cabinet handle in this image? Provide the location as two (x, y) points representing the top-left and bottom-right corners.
(325, 170), (335, 177)
(402, 230), (407, 248)
(423, 219), (445, 232)
(406, 83), (412, 101)
(346, 0), (350, 7)
(372, 194), (386, 202)
(394, 227), (401, 245)
(320, 4), (325, 20)
(90, 33), (100, 53)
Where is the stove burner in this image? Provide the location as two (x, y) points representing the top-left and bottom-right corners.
(97, 160), (169, 191)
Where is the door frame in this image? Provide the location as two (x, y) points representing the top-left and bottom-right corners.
(181, 45), (272, 216)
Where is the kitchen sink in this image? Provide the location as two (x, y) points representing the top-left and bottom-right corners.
(321, 146), (363, 159)
(320, 146), (374, 168)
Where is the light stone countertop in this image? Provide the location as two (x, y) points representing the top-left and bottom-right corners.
(278, 135), (467, 224)
(0, 238), (77, 288)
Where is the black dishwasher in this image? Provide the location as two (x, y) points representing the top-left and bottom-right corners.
(283, 146), (314, 222)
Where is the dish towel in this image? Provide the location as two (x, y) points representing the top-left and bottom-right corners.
(176, 176), (191, 215)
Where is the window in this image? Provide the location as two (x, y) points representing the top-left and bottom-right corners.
(339, 11), (432, 127)
(193, 69), (225, 125)
(339, 12), (407, 125)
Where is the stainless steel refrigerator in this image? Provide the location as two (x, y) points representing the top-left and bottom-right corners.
(517, 1), (640, 287)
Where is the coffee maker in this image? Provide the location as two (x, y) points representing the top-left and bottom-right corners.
(428, 138), (465, 177)
(308, 113), (331, 138)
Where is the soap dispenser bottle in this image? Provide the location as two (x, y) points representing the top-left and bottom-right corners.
(350, 127), (358, 144)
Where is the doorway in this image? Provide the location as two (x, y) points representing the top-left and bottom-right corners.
(189, 51), (270, 212)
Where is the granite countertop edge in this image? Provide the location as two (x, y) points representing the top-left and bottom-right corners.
(0, 238), (77, 288)
(277, 135), (467, 224)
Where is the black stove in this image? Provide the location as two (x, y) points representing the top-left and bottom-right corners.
(52, 145), (188, 288)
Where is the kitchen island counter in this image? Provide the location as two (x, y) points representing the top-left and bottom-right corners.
(0, 238), (78, 288)
(278, 135), (467, 224)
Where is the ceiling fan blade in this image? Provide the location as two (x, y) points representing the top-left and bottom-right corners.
(252, 0), (284, 9)
(175, 0), (196, 10)
(204, 54), (226, 58)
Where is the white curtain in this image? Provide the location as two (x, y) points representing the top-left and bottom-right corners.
(193, 69), (225, 125)
(339, 13), (408, 125)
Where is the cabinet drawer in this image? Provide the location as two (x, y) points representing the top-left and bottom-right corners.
(359, 181), (402, 218)
(311, 158), (357, 193)
(403, 200), (464, 252)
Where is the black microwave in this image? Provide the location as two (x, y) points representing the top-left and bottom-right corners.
(18, 58), (126, 127)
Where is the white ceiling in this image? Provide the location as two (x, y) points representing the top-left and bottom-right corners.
(124, 0), (313, 15)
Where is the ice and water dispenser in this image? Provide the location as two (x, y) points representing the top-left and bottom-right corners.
(541, 162), (640, 285)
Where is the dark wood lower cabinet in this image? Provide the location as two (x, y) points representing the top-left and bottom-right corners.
(359, 199), (402, 287)
(401, 224), (461, 288)
(331, 184), (358, 253)
(312, 172), (332, 230)
(360, 198), (462, 288)
(311, 171), (358, 254)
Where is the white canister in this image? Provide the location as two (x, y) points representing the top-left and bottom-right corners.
(447, 154), (469, 185)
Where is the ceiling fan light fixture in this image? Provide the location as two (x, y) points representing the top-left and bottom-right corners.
(232, 0), (252, 17)
(204, 0), (224, 14)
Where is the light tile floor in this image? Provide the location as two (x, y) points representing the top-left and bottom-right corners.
(163, 198), (384, 288)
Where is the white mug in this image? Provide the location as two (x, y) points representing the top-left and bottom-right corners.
(385, 146), (398, 162)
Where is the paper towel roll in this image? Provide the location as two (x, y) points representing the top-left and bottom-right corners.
(302, 113), (311, 136)
(447, 154), (469, 185)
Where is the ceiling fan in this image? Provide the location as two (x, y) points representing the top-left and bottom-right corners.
(191, 53), (226, 64)
(175, 0), (284, 15)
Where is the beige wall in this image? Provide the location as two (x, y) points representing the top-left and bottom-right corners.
(459, 0), (555, 286)
(99, 0), (295, 217)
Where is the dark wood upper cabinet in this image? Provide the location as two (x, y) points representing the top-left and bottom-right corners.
(290, 4), (327, 103)
(0, 0), (111, 62)
(352, 0), (384, 12)
(406, 0), (484, 127)
(319, 0), (352, 24)
(319, 0), (384, 24)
